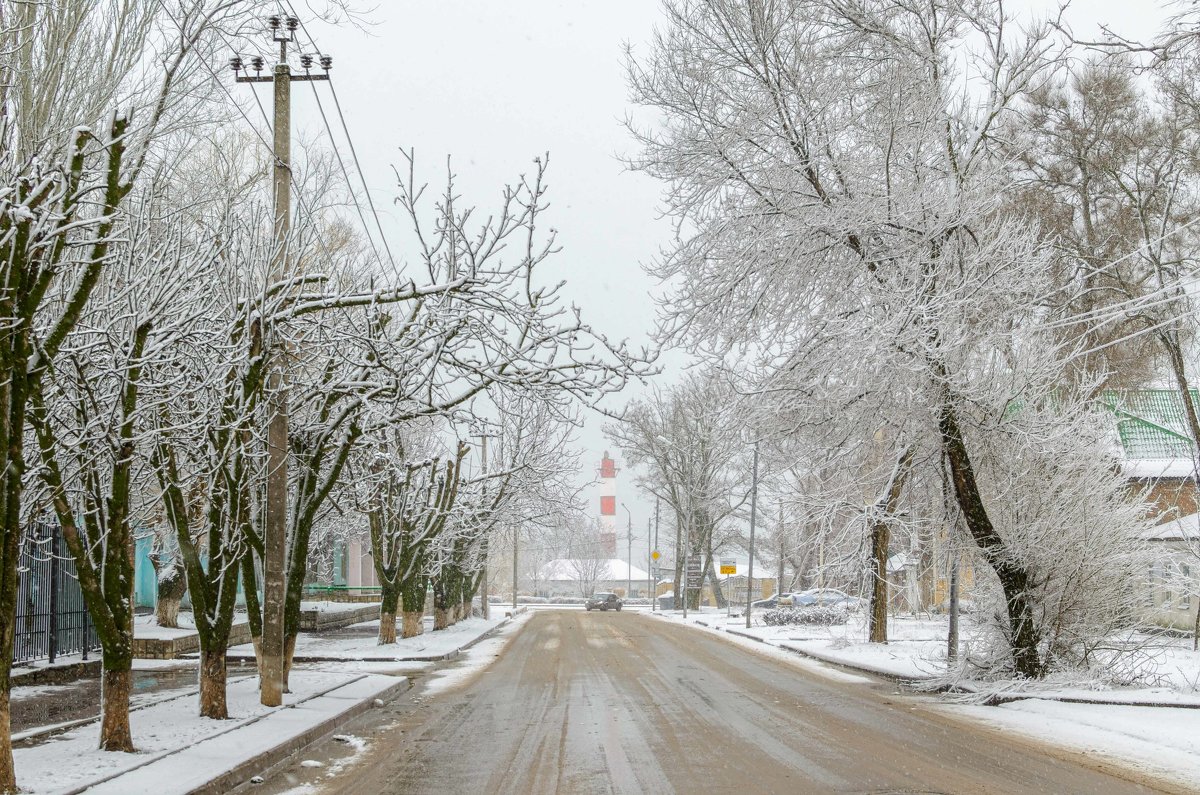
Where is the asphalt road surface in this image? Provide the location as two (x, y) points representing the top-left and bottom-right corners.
(312, 610), (1176, 795)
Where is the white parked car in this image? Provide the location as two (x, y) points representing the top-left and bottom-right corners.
(795, 588), (863, 610)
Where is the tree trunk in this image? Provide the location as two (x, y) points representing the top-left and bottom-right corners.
(940, 401), (1041, 678)
(156, 597), (180, 629)
(241, 553), (261, 670)
(379, 581), (400, 644)
(432, 576), (452, 630)
(99, 666), (134, 752)
(868, 523), (889, 644)
(379, 613), (397, 644)
(0, 688), (12, 794)
(707, 557), (726, 609)
(402, 611), (423, 638)
(199, 648), (228, 719)
(869, 447), (913, 644)
(400, 574), (426, 639)
(153, 562), (188, 629)
(282, 633), (296, 693)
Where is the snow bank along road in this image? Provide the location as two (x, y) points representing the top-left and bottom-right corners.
(301, 610), (1178, 794)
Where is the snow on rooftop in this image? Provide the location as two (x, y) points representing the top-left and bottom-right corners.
(1122, 458), (1197, 480)
(1145, 513), (1200, 541)
(540, 558), (651, 581)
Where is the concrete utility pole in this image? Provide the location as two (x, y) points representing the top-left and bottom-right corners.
(652, 498), (659, 612)
(621, 504), (632, 598)
(232, 15), (329, 708)
(646, 516), (651, 608)
(746, 440), (759, 629)
(777, 503), (784, 597)
(470, 421), (497, 620)
(512, 526), (518, 612)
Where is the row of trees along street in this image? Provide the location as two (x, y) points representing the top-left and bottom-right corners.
(607, 0), (1200, 688)
(0, 2), (643, 792)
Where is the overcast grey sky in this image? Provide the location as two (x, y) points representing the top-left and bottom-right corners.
(281, 0), (1169, 564)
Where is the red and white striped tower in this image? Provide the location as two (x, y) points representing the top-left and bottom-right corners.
(598, 452), (618, 557)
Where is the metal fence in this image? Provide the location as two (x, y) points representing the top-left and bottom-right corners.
(14, 522), (99, 665)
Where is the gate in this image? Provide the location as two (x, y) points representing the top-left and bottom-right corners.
(14, 522), (99, 665)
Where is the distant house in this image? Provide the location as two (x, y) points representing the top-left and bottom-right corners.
(1142, 513), (1199, 631)
(1104, 389), (1199, 521)
(713, 559), (775, 608)
(539, 558), (655, 598)
(1104, 389), (1200, 630)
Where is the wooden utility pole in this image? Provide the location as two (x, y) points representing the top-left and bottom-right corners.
(233, 15), (329, 707)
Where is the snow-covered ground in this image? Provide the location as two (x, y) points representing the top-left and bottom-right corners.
(419, 611), (534, 697)
(672, 608), (1200, 698)
(942, 700), (1200, 787)
(133, 611), (248, 641)
(227, 615), (508, 663)
(13, 670), (404, 795)
(133, 601), (373, 641)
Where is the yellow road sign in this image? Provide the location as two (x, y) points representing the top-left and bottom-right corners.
(651, 550), (660, 561)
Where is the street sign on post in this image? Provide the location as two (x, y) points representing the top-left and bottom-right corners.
(719, 558), (737, 575)
(651, 550), (660, 561)
(685, 555), (703, 590)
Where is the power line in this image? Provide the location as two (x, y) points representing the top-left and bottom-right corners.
(284, 1), (398, 272)
(304, 78), (385, 272)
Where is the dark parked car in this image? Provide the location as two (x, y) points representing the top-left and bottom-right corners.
(586, 592), (623, 611)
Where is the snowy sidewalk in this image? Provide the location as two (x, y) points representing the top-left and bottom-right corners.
(226, 615), (509, 663)
(14, 671), (408, 795)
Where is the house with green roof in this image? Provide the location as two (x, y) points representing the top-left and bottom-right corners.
(1103, 388), (1199, 522)
(1103, 389), (1200, 630)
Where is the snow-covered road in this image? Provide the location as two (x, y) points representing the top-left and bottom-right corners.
(270, 609), (1179, 794)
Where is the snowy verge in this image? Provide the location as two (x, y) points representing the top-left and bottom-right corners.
(939, 699), (1200, 790)
(419, 611), (535, 697)
(672, 609), (1200, 704)
(14, 671), (406, 795)
(226, 616), (508, 663)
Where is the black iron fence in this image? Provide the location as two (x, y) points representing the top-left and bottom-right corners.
(14, 522), (99, 665)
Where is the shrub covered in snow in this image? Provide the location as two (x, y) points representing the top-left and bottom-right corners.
(762, 606), (850, 626)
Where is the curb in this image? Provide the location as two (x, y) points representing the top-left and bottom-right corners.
(203, 676), (412, 795)
(11, 658), (102, 687)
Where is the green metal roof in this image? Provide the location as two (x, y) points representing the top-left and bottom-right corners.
(1103, 389), (1198, 460)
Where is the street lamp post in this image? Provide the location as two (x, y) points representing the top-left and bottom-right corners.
(746, 439), (759, 629)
